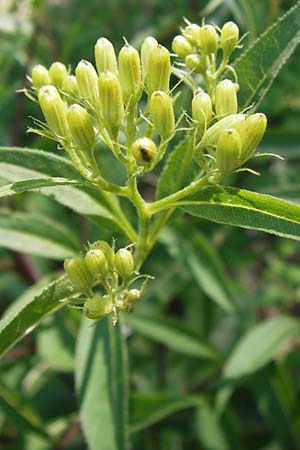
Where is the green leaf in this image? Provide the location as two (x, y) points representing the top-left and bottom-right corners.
(0, 177), (83, 198)
(180, 186), (300, 241)
(130, 392), (202, 433)
(234, 1), (300, 110)
(126, 314), (221, 360)
(75, 317), (129, 450)
(196, 401), (231, 450)
(224, 316), (300, 380)
(0, 209), (79, 259)
(0, 275), (73, 359)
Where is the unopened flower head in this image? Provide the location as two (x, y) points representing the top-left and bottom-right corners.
(216, 128), (241, 175)
(31, 65), (51, 89)
(202, 113), (245, 147)
(98, 70), (124, 137)
(114, 248), (134, 279)
(66, 104), (95, 151)
(198, 25), (219, 54)
(240, 113), (267, 162)
(85, 249), (108, 277)
(183, 24), (201, 46)
(89, 240), (114, 267)
(75, 59), (99, 106)
(150, 91), (175, 139)
(145, 44), (171, 95)
(172, 35), (193, 58)
(141, 36), (158, 79)
(215, 79), (238, 117)
(220, 22), (239, 57)
(131, 137), (157, 166)
(185, 53), (208, 73)
(95, 37), (118, 75)
(38, 85), (69, 140)
(192, 90), (212, 130)
(62, 75), (80, 103)
(49, 62), (68, 88)
(118, 43), (141, 103)
(83, 296), (113, 320)
(64, 256), (93, 292)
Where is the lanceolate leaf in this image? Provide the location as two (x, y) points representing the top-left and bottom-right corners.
(0, 275), (73, 359)
(234, 1), (300, 110)
(0, 177), (83, 198)
(75, 317), (129, 450)
(180, 186), (300, 241)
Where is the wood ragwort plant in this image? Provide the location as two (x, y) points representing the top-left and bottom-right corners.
(2, 2), (300, 449)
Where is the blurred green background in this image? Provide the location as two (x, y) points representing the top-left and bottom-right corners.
(1, 0), (300, 449)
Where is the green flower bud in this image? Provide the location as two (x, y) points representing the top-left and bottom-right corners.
(89, 240), (114, 267)
(66, 104), (95, 151)
(240, 113), (267, 162)
(150, 90), (175, 139)
(145, 44), (171, 95)
(75, 59), (99, 106)
(183, 24), (201, 46)
(95, 37), (118, 75)
(114, 248), (134, 279)
(64, 256), (92, 291)
(192, 91), (212, 130)
(216, 128), (241, 175)
(118, 44), (141, 103)
(202, 113), (245, 147)
(31, 65), (51, 89)
(49, 62), (68, 88)
(98, 70), (124, 137)
(220, 22), (239, 57)
(85, 249), (108, 277)
(172, 35), (193, 58)
(215, 79), (238, 117)
(38, 85), (69, 140)
(83, 296), (113, 320)
(198, 25), (219, 54)
(184, 53), (208, 74)
(131, 137), (157, 165)
(141, 36), (158, 80)
(62, 75), (80, 103)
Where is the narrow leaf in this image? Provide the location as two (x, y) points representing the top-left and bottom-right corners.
(0, 177), (83, 198)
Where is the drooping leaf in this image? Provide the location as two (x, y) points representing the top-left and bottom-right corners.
(223, 316), (300, 380)
(234, 1), (300, 110)
(180, 186), (300, 241)
(75, 317), (129, 450)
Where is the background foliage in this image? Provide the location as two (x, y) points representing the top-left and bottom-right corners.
(1, 0), (300, 449)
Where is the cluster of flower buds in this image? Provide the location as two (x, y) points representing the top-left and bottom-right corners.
(172, 20), (239, 73)
(63, 240), (144, 321)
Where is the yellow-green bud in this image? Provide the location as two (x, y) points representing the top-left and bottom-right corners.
(38, 85), (69, 140)
(123, 288), (141, 304)
(85, 249), (108, 277)
(202, 113), (245, 147)
(66, 104), (95, 151)
(183, 24), (201, 46)
(95, 37), (118, 75)
(114, 248), (134, 279)
(146, 44), (171, 95)
(150, 90), (175, 139)
(184, 53), (208, 74)
(64, 256), (92, 291)
(198, 25), (219, 54)
(31, 65), (51, 89)
(216, 128), (241, 175)
(62, 75), (80, 103)
(172, 35), (193, 58)
(49, 62), (68, 88)
(215, 79), (238, 117)
(240, 113), (267, 162)
(83, 296), (113, 320)
(98, 70), (124, 137)
(118, 44), (141, 103)
(192, 91), (212, 130)
(75, 60), (99, 106)
(131, 137), (157, 165)
(141, 36), (158, 79)
(90, 240), (114, 267)
(220, 22), (239, 56)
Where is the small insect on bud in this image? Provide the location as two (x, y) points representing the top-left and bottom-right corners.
(172, 35), (193, 58)
(75, 60), (99, 106)
(183, 24), (201, 46)
(95, 37), (118, 75)
(192, 91), (212, 130)
(150, 91), (175, 139)
(66, 104), (95, 151)
(202, 113), (245, 147)
(114, 248), (134, 279)
(131, 137), (157, 166)
(198, 25), (219, 54)
(185, 53), (208, 74)
(118, 44), (141, 103)
(98, 70), (124, 137)
(216, 128), (241, 175)
(141, 36), (158, 80)
(215, 79), (238, 117)
(240, 113), (267, 162)
(31, 65), (51, 89)
(64, 257), (93, 292)
(89, 240), (114, 267)
(85, 249), (108, 277)
(49, 62), (68, 88)
(38, 85), (69, 140)
(220, 22), (239, 57)
(83, 296), (113, 320)
(145, 44), (171, 95)
(62, 75), (80, 103)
